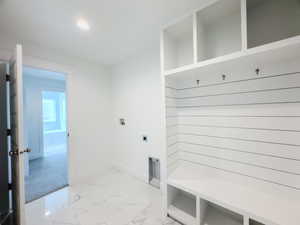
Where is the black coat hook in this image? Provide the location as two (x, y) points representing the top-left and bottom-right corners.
(255, 68), (260, 75)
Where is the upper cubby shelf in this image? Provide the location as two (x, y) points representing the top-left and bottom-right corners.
(247, 0), (300, 48)
(163, 15), (194, 70)
(161, 0), (300, 76)
(196, 0), (242, 62)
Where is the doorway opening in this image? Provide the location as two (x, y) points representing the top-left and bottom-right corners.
(23, 66), (68, 203)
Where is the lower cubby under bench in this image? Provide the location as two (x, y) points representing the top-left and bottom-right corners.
(166, 173), (299, 225)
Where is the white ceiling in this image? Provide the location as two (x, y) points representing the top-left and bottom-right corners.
(0, 0), (207, 65)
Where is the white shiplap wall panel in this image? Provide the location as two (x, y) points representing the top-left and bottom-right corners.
(181, 152), (300, 190)
(165, 65), (300, 192)
(168, 143), (179, 156)
(177, 116), (300, 131)
(174, 73), (300, 98)
(167, 146), (180, 175)
(166, 85), (179, 174)
(167, 133), (177, 145)
(177, 104), (300, 117)
(177, 126), (300, 146)
(172, 58), (300, 90)
(165, 87), (177, 97)
(167, 160), (180, 175)
(166, 125), (177, 137)
(177, 134), (300, 161)
(173, 88), (300, 107)
(165, 97), (177, 106)
(167, 153), (178, 168)
(166, 117), (177, 127)
(179, 143), (300, 174)
(166, 108), (177, 117)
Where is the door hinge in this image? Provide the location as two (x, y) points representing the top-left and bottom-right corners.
(5, 74), (10, 82)
(7, 129), (11, 136)
(8, 183), (13, 190)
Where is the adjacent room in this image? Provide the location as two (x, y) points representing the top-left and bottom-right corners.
(23, 67), (68, 203)
(0, 1), (300, 225)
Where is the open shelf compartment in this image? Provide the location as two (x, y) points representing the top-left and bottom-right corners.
(199, 199), (243, 225)
(247, 0), (300, 48)
(249, 219), (265, 225)
(167, 184), (197, 225)
(196, 0), (242, 62)
(163, 15), (194, 71)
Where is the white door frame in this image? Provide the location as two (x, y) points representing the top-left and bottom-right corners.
(9, 44), (26, 225)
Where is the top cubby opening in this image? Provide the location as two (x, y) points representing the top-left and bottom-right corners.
(247, 0), (300, 48)
(162, 0), (300, 73)
(197, 0), (242, 62)
(163, 15), (194, 71)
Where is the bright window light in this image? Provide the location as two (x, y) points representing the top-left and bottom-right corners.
(77, 18), (90, 31)
(42, 99), (56, 123)
(42, 91), (66, 132)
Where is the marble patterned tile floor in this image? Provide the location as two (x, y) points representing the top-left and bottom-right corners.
(26, 168), (180, 225)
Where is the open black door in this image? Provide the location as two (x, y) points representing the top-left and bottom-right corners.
(0, 45), (26, 225)
(0, 64), (11, 225)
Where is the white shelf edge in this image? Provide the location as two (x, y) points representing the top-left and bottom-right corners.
(164, 35), (300, 77)
(164, 50), (244, 76)
(167, 177), (283, 225)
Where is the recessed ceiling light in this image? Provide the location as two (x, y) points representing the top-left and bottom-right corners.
(77, 18), (90, 31)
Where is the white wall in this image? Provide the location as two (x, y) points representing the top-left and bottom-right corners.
(0, 35), (165, 185)
(0, 39), (113, 185)
(111, 48), (165, 182)
(68, 61), (112, 184)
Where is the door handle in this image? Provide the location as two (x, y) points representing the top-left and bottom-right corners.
(9, 148), (31, 156)
(20, 148), (31, 154)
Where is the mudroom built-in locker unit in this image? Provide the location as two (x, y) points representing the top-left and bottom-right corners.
(161, 1), (300, 225)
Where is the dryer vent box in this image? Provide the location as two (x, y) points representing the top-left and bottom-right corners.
(149, 157), (160, 189)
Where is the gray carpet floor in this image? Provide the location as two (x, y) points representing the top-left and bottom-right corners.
(25, 152), (68, 203)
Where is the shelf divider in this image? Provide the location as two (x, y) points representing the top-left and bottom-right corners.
(193, 12), (198, 64)
(241, 0), (247, 50)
